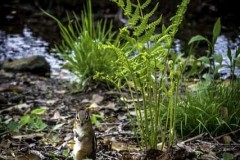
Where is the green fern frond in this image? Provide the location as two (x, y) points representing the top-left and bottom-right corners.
(146, 15), (162, 29)
(112, 0), (125, 8)
(133, 16), (149, 36)
(156, 34), (171, 44)
(168, 0), (190, 39)
(150, 33), (163, 41)
(138, 26), (155, 44)
(144, 3), (159, 19)
(128, 7), (140, 26)
(120, 27), (136, 44)
(140, 0), (151, 9)
(125, 0), (132, 16)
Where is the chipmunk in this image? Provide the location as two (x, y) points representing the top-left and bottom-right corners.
(72, 109), (96, 160)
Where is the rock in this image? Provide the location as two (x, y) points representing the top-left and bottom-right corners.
(0, 95), (8, 108)
(9, 94), (26, 103)
(2, 56), (51, 77)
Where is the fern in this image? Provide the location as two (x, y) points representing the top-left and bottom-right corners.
(166, 0), (190, 46)
(103, 0), (190, 150)
(140, 0), (151, 9)
(146, 15), (162, 29)
(128, 7), (140, 26)
(144, 3), (159, 20)
(125, 0), (132, 16)
(111, 0), (125, 8)
(133, 16), (149, 36)
(138, 26), (155, 44)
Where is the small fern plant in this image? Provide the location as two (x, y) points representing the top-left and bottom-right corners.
(98, 0), (190, 150)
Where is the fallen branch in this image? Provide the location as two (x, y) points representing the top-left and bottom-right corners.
(178, 133), (207, 144)
(215, 129), (240, 140)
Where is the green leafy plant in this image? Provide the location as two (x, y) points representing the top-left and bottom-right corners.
(225, 46), (240, 81)
(43, 0), (117, 89)
(188, 18), (240, 81)
(19, 107), (48, 132)
(176, 80), (240, 138)
(90, 113), (104, 127)
(188, 18), (222, 79)
(0, 107), (48, 133)
(99, 0), (190, 150)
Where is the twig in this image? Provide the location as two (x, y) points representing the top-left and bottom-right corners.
(12, 133), (44, 140)
(97, 131), (134, 138)
(215, 128), (240, 140)
(178, 133), (207, 144)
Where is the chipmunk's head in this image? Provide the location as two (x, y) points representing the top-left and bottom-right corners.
(74, 110), (91, 128)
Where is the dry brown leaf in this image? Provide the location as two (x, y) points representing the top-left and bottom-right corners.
(51, 111), (61, 120)
(91, 94), (104, 104)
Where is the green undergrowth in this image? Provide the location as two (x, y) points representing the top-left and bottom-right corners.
(43, 0), (117, 89)
(176, 80), (240, 138)
(0, 107), (47, 133)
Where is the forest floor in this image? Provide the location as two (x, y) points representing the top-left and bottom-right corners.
(0, 72), (240, 160)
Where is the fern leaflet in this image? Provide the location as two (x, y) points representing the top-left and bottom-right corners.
(146, 15), (162, 29)
(128, 7), (140, 26)
(125, 0), (132, 16)
(133, 16), (148, 36)
(140, 0), (151, 9)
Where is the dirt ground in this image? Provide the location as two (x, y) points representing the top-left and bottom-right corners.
(0, 72), (240, 160)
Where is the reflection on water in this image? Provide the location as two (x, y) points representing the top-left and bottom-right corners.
(0, 27), (74, 80)
(215, 35), (240, 79)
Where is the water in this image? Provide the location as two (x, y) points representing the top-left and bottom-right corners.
(215, 35), (240, 79)
(0, 26), (74, 80)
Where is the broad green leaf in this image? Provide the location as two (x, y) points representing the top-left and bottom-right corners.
(19, 115), (30, 126)
(188, 35), (209, 45)
(227, 47), (232, 61)
(31, 107), (48, 115)
(198, 56), (210, 65)
(62, 149), (70, 157)
(214, 65), (222, 74)
(36, 123), (47, 132)
(212, 18), (221, 44)
(235, 46), (240, 57)
(213, 54), (223, 64)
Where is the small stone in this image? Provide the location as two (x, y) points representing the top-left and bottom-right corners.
(2, 55), (51, 77)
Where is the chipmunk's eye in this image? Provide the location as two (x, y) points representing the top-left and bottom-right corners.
(76, 113), (79, 120)
(85, 111), (89, 121)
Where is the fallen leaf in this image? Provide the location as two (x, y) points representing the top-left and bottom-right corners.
(104, 102), (116, 110)
(51, 111), (61, 120)
(91, 94), (104, 104)
(47, 99), (57, 105)
(52, 123), (65, 131)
